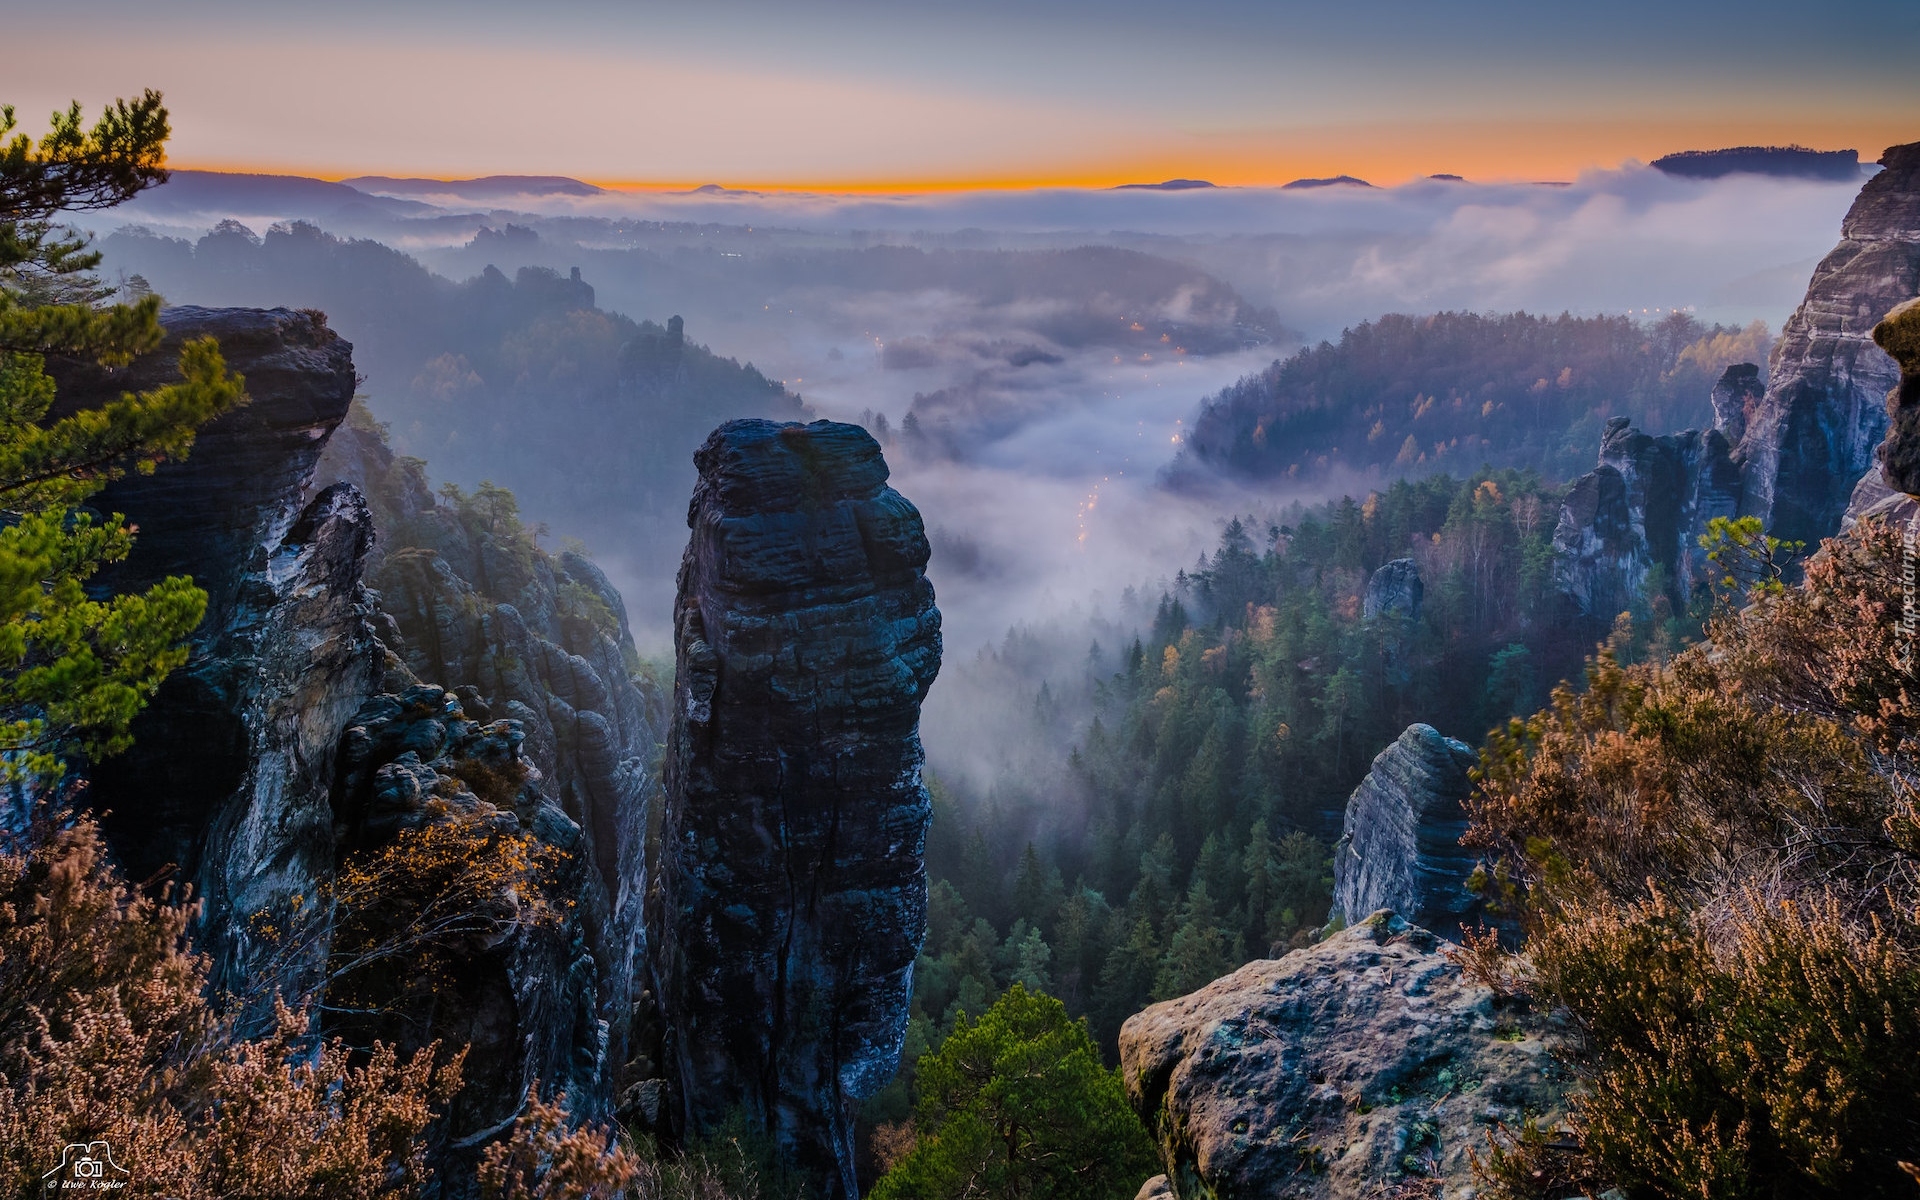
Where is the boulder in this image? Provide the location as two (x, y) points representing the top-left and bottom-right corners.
(1362, 558), (1423, 622)
(1120, 912), (1569, 1200)
(1332, 724), (1485, 936)
(655, 419), (942, 1199)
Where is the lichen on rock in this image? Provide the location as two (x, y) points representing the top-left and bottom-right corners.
(1120, 912), (1568, 1200)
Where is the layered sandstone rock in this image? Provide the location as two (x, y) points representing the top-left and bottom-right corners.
(656, 419), (942, 1199)
(332, 684), (599, 1149)
(1121, 912), (1568, 1200)
(1746, 142), (1920, 547)
(1561, 142), (1920, 611)
(59, 308), (657, 1174)
(316, 419), (667, 1120)
(1551, 410), (1741, 619)
(57, 307), (379, 998)
(1331, 724), (1484, 935)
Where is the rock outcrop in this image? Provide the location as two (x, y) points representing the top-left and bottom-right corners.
(1747, 141), (1920, 548)
(55, 307), (378, 997)
(1560, 142), (1920, 611)
(1120, 912), (1569, 1200)
(316, 416), (667, 1122)
(1331, 725), (1485, 935)
(58, 308), (663, 1176)
(656, 419), (941, 1199)
(1551, 410), (1741, 618)
(1361, 558), (1422, 622)
(331, 683), (600, 1153)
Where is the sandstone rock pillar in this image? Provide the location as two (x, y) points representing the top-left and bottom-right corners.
(657, 419), (941, 1198)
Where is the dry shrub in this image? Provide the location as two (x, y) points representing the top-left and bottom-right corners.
(253, 809), (565, 1023)
(1446, 923), (1527, 1001)
(479, 1086), (640, 1200)
(478, 1098), (772, 1200)
(869, 1121), (917, 1175)
(0, 814), (466, 1197)
(1467, 518), (1920, 1197)
(1469, 1118), (1601, 1200)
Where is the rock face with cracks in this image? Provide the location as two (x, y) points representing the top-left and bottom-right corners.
(1750, 141), (1920, 547)
(53, 307), (377, 998)
(655, 418), (942, 1200)
(1331, 724), (1486, 935)
(1120, 913), (1569, 1200)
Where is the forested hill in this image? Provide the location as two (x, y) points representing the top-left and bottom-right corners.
(1170, 309), (1768, 486)
(99, 221), (807, 632)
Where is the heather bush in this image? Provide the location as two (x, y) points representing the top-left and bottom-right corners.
(1466, 518), (1920, 1197)
(0, 815), (465, 1196)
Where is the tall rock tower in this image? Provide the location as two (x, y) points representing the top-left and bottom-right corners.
(1738, 141), (1920, 545)
(657, 419), (942, 1198)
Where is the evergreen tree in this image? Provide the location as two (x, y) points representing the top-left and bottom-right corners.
(0, 92), (243, 789)
(870, 985), (1156, 1200)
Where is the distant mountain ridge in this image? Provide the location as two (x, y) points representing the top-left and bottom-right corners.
(1652, 145), (1862, 181)
(344, 174), (605, 199)
(1111, 179), (1217, 190)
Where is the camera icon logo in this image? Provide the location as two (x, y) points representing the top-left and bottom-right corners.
(42, 1142), (128, 1190)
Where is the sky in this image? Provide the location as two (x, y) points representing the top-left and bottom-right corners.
(6, 0), (1917, 188)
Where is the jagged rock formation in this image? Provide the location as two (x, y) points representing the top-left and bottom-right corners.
(331, 683), (599, 1152)
(1361, 558), (1422, 622)
(1747, 142), (1920, 547)
(59, 308), (662, 1178)
(656, 419), (942, 1200)
(1120, 912), (1568, 1200)
(1849, 298), (1920, 528)
(54, 307), (378, 996)
(316, 415), (667, 1122)
(1559, 142), (1920, 612)
(1552, 409), (1741, 617)
(1331, 725), (1484, 934)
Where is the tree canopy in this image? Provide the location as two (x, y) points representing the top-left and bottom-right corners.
(0, 92), (243, 788)
(870, 984), (1157, 1200)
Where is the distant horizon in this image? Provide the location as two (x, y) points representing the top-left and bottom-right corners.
(10, 0), (1913, 192)
(151, 142), (1893, 197)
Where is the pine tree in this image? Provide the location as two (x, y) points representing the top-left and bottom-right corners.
(870, 985), (1156, 1200)
(0, 92), (243, 789)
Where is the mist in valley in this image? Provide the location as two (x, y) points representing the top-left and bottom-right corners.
(84, 163), (1865, 815)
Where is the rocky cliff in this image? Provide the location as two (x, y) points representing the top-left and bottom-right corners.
(1557, 142), (1920, 613)
(58, 308), (664, 1180)
(55, 307), (377, 998)
(1121, 912), (1568, 1200)
(1331, 724), (1487, 936)
(655, 419), (941, 1199)
(315, 413), (667, 1124)
(1551, 409), (1741, 618)
(1745, 141), (1920, 548)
